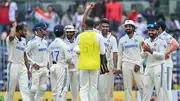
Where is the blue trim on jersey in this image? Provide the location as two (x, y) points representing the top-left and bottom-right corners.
(30, 36), (36, 42)
(39, 48), (47, 51)
(167, 67), (170, 90)
(28, 67), (33, 89)
(160, 64), (164, 87)
(104, 43), (109, 47)
(7, 62), (12, 92)
(16, 46), (25, 51)
(124, 44), (138, 48)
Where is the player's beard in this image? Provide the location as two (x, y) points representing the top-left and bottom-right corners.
(102, 29), (108, 35)
(125, 29), (133, 35)
(149, 33), (157, 39)
(67, 35), (74, 42)
(21, 34), (26, 38)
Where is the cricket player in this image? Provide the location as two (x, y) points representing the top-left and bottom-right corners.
(142, 23), (167, 101)
(63, 25), (79, 101)
(156, 21), (179, 101)
(75, 18), (105, 101)
(5, 23), (31, 101)
(98, 18), (118, 101)
(26, 22), (49, 101)
(48, 24), (72, 101)
(117, 20), (144, 101)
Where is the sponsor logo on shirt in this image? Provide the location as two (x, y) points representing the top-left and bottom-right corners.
(124, 44), (137, 48)
(16, 46), (24, 51)
(39, 48), (47, 51)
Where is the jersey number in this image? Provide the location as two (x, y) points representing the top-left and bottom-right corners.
(51, 51), (59, 61)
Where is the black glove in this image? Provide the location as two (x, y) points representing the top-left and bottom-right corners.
(100, 54), (109, 75)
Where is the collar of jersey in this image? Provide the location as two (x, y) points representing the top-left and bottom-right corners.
(35, 36), (43, 40)
(103, 33), (111, 38)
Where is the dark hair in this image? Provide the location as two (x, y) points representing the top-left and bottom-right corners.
(16, 24), (26, 32)
(100, 18), (109, 24)
(85, 18), (94, 28)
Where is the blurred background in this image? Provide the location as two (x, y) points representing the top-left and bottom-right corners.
(0, 0), (180, 92)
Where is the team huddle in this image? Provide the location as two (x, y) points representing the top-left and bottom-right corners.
(4, 4), (179, 101)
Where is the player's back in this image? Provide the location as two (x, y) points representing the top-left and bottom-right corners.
(158, 31), (174, 63)
(6, 36), (26, 64)
(144, 37), (167, 67)
(49, 38), (71, 65)
(119, 34), (144, 65)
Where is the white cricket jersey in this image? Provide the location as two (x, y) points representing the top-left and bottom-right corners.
(118, 34), (144, 66)
(103, 33), (118, 67)
(158, 31), (174, 64)
(6, 36), (26, 64)
(63, 38), (78, 68)
(48, 38), (71, 66)
(75, 30), (105, 55)
(26, 36), (48, 67)
(142, 37), (167, 67)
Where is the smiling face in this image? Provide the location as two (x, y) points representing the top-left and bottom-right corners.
(148, 28), (158, 39)
(101, 23), (109, 35)
(125, 24), (134, 34)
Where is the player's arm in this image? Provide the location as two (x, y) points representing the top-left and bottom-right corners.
(8, 22), (17, 42)
(166, 35), (179, 58)
(26, 41), (40, 70)
(64, 45), (72, 64)
(81, 3), (94, 28)
(155, 40), (167, 60)
(99, 34), (105, 55)
(117, 40), (123, 70)
(24, 52), (31, 80)
(112, 37), (118, 69)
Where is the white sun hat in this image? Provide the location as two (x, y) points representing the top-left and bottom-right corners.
(123, 20), (136, 27)
(64, 25), (76, 32)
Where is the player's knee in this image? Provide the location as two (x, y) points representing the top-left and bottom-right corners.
(39, 85), (47, 92)
(30, 85), (38, 93)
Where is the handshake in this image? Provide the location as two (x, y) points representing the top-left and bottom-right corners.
(100, 54), (109, 75)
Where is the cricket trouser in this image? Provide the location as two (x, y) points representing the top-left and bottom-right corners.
(122, 61), (143, 101)
(5, 62), (31, 101)
(143, 64), (164, 101)
(30, 66), (48, 101)
(79, 70), (99, 101)
(67, 71), (79, 101)
(98, 69), (114, 101)
(162, 63), (173, 101)
(50, 64), (68, 101)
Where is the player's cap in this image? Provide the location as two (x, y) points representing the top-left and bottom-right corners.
(64, 25), (75, 32)
(155, 21), (166, 31)
(147, 23), (158, 30)
(123, 20), (136, 27)
(54, 24), (64, 37)
(33, 22), (47, 31)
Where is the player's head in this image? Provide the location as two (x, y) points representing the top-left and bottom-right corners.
(147, 23), (159, 39)
(123, 20), (136, 34)
(54, 24), (64, 38)
(156, 21), (166, 34)
(100, 18), (110, 35)
(33, 22), (48, 38)
(64, 25), (75, 41)
(85, 18), (94, 30)
(16, 24), (27, 38)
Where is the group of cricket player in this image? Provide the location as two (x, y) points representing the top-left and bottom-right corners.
(4, 3), (179, 101)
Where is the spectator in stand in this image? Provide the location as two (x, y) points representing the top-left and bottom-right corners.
(46, 5), (60, 33)
(166, 13), (180, 39)
(126, 5), (139, 22)
(5, 0), (18, 22)
(61, 8), (73, 27)
(135, 14), (148, 38)
(106, 0), (122, 33)
(73, 4), (84, 32)
(143, 0), (158, 24)
(91, 0), (106, 20)
(0, 0), (9, 38)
